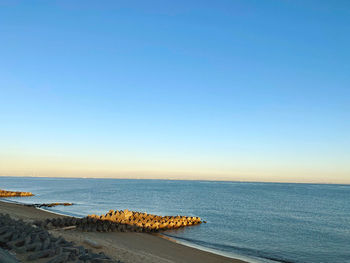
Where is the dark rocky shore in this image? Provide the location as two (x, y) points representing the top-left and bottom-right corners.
(0, 213), (120, 263)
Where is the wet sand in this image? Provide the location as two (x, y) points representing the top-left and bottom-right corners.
(0, 200), (247, 263)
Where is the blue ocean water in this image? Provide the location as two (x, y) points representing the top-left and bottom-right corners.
(1, 177), (349, 263)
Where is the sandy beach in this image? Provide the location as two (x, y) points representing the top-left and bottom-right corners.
(0, 200), (246, 263)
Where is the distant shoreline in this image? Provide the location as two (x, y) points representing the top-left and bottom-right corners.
(1, 175), (349, 185)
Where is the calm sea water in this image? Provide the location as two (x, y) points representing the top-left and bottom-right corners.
(1, 177), (349, 263)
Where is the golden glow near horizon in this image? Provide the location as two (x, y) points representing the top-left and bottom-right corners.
(1, 151), (349, 184)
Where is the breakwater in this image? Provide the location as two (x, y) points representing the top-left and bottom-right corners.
(88, 209), (203, 231)
(36, 209), (203, 233)
(0, 213), (118, 263)
(0, 189), (33, 197)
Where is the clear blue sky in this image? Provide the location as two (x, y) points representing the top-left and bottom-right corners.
(1, 0), (349, 183)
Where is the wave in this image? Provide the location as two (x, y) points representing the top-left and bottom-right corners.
(162, 233), (296, 263)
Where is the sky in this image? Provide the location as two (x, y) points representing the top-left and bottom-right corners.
(0, 0), (349, 183)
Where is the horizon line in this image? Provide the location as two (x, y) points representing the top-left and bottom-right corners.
(1, 175), (349, 186)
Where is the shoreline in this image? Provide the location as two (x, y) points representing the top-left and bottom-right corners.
(2, 198), (254, 262)
(157, 234), (261, 263)
(0, 200), (248, 263)
(3, 198), (253, 261)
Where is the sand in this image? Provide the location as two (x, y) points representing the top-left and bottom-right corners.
(0, 200), (247, 263)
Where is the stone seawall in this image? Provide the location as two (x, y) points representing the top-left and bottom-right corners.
(0, 189), (34, 198)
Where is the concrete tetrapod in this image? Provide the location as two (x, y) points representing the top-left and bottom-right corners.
(36, 210), (203, 233)
(0, 213), (120, 262)
(88, 209), (202, 232)
(0, 189), (34, 197)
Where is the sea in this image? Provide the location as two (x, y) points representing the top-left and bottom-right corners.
(1, 177), (349, 263)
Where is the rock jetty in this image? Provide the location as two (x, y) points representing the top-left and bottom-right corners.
(0, 213), (120, 262)
(88, 209), (202, 231)
(0, 189), (34, 197)
(36, 209), (202, 233)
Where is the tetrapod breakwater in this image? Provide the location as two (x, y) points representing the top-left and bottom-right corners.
(0, 189), (34, 197)
(88, 209), (203, 231)
(0, 213), (119, 262)
(36, 209), (203, 233)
